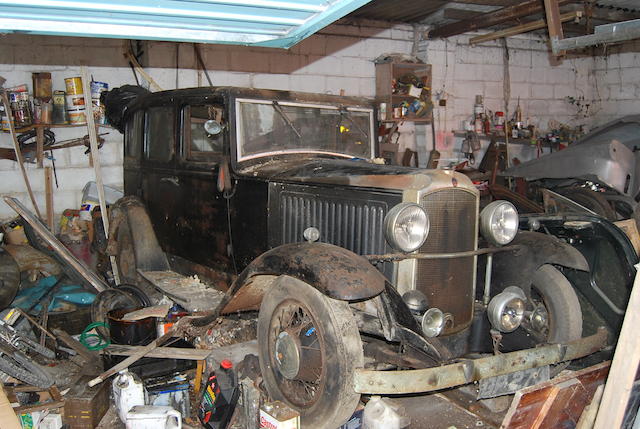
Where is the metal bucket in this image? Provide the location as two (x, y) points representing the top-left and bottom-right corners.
(108, 308), (157, 346)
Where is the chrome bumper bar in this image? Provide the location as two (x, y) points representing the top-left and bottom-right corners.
(353, 327), (608, 394)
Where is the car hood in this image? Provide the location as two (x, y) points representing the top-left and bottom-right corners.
(237, 157), (474, 193)
(501, 116), (640, 196)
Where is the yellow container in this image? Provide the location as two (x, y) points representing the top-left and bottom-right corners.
(64, 77), (83, 95)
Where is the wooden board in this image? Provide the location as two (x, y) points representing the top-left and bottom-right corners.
(102, 344), (212, 361)
(501, 361), (611, 429)
(139, 270), (225, 312)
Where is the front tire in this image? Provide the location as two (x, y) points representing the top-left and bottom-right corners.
(258, 276), (363, 428)
(518, 264), (582, 375)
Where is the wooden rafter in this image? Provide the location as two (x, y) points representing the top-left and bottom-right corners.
(428, 0), (572, 39)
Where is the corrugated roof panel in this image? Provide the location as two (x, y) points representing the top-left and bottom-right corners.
(0, 0), (373, 48)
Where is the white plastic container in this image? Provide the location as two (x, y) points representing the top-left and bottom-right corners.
(112, 370), (148, 423)
(125, 405), (181, 429)
(362, 396), (410, 429)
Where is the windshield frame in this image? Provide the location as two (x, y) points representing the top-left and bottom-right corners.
(234, 98), (376, 162)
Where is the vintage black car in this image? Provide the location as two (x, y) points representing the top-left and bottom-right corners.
(106, 87), (607, 428)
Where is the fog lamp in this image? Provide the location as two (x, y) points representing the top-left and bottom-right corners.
(480, 200), (519, 246)
(487, 286), (527, 333)
(421, 308), (445, 338)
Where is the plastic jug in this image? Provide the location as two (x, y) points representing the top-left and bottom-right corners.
(113, 370), (148, 423)
(362, 396), (410, 429)
(125, 405), (181, 429)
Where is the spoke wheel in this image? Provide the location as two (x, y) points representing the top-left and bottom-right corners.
(519, 264), (582, 375)
(258, 276), (363, 428)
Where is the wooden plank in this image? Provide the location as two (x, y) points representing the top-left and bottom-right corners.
(80, 67), (121, 285)
(14, 400), (64, 414)
(428, 0), (572, 39)
(470, 11), (581, 45)
(501, 361), (610, 428)
(594, 266), (640, 428)
(0, 92), (42, 219)
(36, 126), (44, 168)
(3, 196), (109, 292)
(44, 166), (54, 230)
(103, 344), (212, 360)
(544, 0), (566, 56)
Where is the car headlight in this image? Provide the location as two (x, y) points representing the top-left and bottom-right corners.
(480, 200), (519, 246)
(384, 203), (429, 252)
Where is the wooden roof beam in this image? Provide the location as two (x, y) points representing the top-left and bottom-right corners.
(427, 0), (572, 39)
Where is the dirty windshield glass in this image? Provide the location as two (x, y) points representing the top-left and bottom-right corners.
(237, 100), (373, 160)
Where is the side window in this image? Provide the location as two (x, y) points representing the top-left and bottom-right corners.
(183, 105), (224, 161)
(145, 106), (175, 162)
(125, 110), (143, 159)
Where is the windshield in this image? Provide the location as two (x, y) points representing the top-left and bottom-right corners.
(236, 99), (374, 161)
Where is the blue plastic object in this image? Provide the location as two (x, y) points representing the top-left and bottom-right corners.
(12, 276), (96, 314)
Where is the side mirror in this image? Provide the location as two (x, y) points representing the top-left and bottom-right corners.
(204, 119), (223, 135)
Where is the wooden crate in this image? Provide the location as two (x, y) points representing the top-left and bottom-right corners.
(63, 376), (111, 428)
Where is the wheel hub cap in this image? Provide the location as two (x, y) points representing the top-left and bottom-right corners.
(274, 331), (300, 380)
(530, 305), (548, 333)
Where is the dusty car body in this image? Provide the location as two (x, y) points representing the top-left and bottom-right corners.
(107, 86), (607, 428)
(502, 115), (640, 219)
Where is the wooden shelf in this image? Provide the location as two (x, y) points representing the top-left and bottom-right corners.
(452, 131), (558, 147)
(4, 123), (113, 134)
(375, 61), (432, 124)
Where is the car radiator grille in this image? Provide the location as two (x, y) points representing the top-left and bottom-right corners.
(279, 193), (388, 256)
(418, 188), (477, 333)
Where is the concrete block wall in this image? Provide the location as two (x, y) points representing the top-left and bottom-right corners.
(1, 20), (628, 222)
(418, 33), (597, 164)
(590, 39), (640, 128)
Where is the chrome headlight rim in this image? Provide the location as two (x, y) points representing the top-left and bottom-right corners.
(487, 286), (527, 333)
(384, 202), (430, 253)
(480, 200), (519, 246)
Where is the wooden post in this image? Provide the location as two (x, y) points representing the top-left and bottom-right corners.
(593, 264), (640, 428)
(45, 166), (54, 230)
(1, 91), (42, 219)
(80, 66), (121, 285)
(36, 126), (44, 168)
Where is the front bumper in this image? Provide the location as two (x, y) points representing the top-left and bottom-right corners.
(353, 327), (608, 394)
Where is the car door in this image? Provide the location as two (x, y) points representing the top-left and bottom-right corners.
(172, 102), (233, 274)
(140, 103), (180, 251)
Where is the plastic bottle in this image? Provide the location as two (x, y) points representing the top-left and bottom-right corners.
(362, 396), (410, 429)
(198, 359), (239, 429)
(113, 370), (148, 423)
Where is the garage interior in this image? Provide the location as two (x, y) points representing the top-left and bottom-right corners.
(0, 0), (639, 428)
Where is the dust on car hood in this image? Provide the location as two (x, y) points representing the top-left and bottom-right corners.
(237, 157), (471, 192)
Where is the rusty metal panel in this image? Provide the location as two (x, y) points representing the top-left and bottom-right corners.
(353, 327), (608, 395)
(417, 188), (477, 333)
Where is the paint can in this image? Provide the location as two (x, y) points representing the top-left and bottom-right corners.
(64, 77), (83, 95)
(90, 81), (108, 124)
(52, 91), (68, 124)
(65, 76), (86, 124)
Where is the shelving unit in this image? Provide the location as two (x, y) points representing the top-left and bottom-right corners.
(3, 123), (112, 168)
(375, 61), (432, 123)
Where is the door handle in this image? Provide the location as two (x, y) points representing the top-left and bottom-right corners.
(160, 176), (180, 186)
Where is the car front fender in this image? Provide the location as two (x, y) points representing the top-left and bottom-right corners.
(490, 231), (589, 295)
(217, 242), (387, 314)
